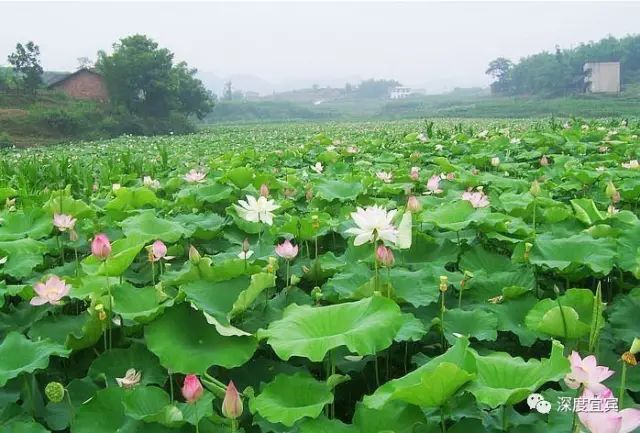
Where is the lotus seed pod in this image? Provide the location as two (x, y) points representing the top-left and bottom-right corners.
(45, 382), (65, 403)
(439, 275), (449, 292)
(622, 352), (637, 367)
(530, 180), (541, 197)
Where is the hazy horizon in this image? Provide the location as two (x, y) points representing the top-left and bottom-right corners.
(1, 1), (639, 95)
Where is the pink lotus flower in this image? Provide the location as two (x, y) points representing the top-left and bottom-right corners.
(540, 155), (549, 166)
(410, 167), (420, 181)
(184, 169), (207, 183)
(565, 351), (614, 394)
(222, 381), (243, 420)
(461, 189), (490, 208)
(31, 275), (71, 306)
(149, 240), (173, 262)
(53, 214), (77, 232)
(259, 183), (270, 197)
(376, 171), (393, 183)
(578, 387), (640, 433)
(426, 175), (443, 194)
(407, 195), (422, 213)
(91, 233), (112, 260)
(181, 374), (203, 404)
(376, 245), (395, 267)
(275, 239), (299, 261)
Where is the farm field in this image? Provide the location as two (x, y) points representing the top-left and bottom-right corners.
(0, 119), (639, 433)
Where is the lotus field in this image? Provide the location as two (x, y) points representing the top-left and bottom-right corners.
(1, 120), (640, 433)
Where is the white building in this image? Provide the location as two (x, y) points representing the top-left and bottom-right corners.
(584, 62), (620, 94)
(389, 86), (412, 99)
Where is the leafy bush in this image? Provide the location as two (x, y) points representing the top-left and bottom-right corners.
(0, 131), (12, 148)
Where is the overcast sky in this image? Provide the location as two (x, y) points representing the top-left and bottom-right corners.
(1, 1), (639, 93)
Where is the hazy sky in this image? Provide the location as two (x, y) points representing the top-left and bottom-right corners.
(1, 1), (639, 93)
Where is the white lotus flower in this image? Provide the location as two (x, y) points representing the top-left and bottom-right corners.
(622, 160), (639, 169)
(143, 176), (160, 190)
(0, 256), (7, 265)
(234, 195), (280, 226)
(345, 205), (398, 246)
(376, 171), (393, 183)
(311, 162), (324, 174)
(491, 157), (500, 167)
(237, 250), (254, 260)
(116, 369), (141, 389)
(184, 169), (207, 183)
(417, 133), (428, 142)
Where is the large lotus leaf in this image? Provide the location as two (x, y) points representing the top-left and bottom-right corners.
(195, 184), (233, 204)
(81, 236), (145, 276)
(394, 313), (428, 342)
(172, 213), (227, 240)
(390, 362), (474, 407)
(0, 209), (52, 241)
(28, 312), (102, 351)
(69, 276), (121, 299)
(122, 386), (183, 426)
(0, 303), (48, 336)
(71, 387), (127, 433)
(43, 193), (94, 219)
(467, 340), (569, 408)
(607, 287), (640, 343)
(525, 288), (600, 339)
(111, 283), (173, 323)
(230, 272), (276, 317)
(258, 296), (404, 362)
(225, 166), (253, 188)
(299, 417), (356, 433)
(443, 309), (498, 344)
(105, 187), (159, 211)
(396, 234), (459, 267)
(0, 238), (47, 279)
(314, 179), (363, 202)
(616, 223), (640, 276)
(322, 262), (373, 300)
(249, 373), (333, 427)
(0, 332), (71, 386)
(181, 277), (248, 322)
(88, 343), (166, 387)
(391, 265), (461, 307)
(145, 303), (257, 373)
(2, 421), (50, 433)
(570, 198), (605, 226)
(486, 294), (541, 346)
(530, 233), (616, 275)
(364, 336), (474, 409)
(352, 401), (429, 433)
(121, 212), (192, 243)
(276, 213), (332, 241)
(422, 200), (484, 231)
(0, 187), (16, 202)
(175, 391), (214, 426)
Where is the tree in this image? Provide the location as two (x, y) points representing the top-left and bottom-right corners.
(223, 81), (233, 101)
(485, 57), (513, 80)
(77, 57), (93, 69)
(97, 34), (213, 119)
(7, 41), (43, 95)
(356, 79), (401, 98)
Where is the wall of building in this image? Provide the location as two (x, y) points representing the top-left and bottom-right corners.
(585, 62), (620, 93)
(53, 71), (108, 101)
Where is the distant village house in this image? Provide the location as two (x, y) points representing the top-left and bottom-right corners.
(584, 62), (620, 94)
(47, 68), (108, 102)
(389, 86), (427, 99)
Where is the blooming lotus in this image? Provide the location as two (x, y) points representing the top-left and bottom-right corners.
(462, 189), (490, 208)
(410, 167), (420, 181)
(275, 239), (299, 260)
(426, 175), (443, 194)
(181, 374), (203, 403)
(53, 213), (77, 232)
(376, 171), (393, 183)
(91, 233), (112, 259)
(143, 176), (160, 190)
(311, 162), (324, 174)
(234, 195), (280, 226)
(222, 381), (243, 419)
(116, 368), (141, 389)
(577, 387), (640, 433)
(565, 351), (614, 394)
(345, 205), (398, 246)
(491, 157), (500, 167)
(622, 160), (639, 169)
(347, 146), (359, 154)
(184, 169), (207, 183)
(31, 275), (71, 306)
(417, 133), (428, 142)
(148, 240), (173, 262)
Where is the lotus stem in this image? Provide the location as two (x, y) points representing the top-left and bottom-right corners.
(168, 371), (174, 403)
(440, 406), (446, 433)
(194, 403), (200, 433)
(619, 362), (627, 408)
(231, 419), (237, 433)
(106, 276), (112, 350)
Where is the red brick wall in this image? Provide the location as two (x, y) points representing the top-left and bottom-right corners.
(53, 71), (108, 102)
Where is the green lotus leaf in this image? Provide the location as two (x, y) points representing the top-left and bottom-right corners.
(605, 287), (640, 343)
(525, 288), (601, 339)
(0, 209), (52, 241)
(105, 187), (159, 211)
(530, 233), (616, 275)
(71, 387), (127, 433)
(390, 265), (460, 307)
(172, 213), (227, 240)
(0, 332), (71, 387)
(195, 184), (234, 204)
(175, 391), (214, 426)
(616, 223), (640, 276)
(111, 282), (173, 323)
(299, 417), (356, 433)
(322, 262), (373, 300)
(486, 294), (541, 346)
(364, 336), (474, 409)
(249, 373), (333, 427)
(28, 312), (102, 351)
(0, 238), (47, 279)
(230, 272), (276, 317)
(2, 421), (50, 433)
(43, 192), (95, 219)
(314, 179), (363, 202)
(390, 362), (474, 407)
(352, 400), (429, 433)
(394, 313), (427, 342)
(443, 309), (498, 344)
(88, 343), (166, 387)
(181, 277), (249, 323)
(276, 213), (332, 241)
(422, 200), (482, 231)
(226, 166), (253, 188)
(258, 296), (404, 362)
(81, 236), (145, 276)
(145, 303), (257, 374)
(121, 212), (192, 243)
(467, 339), (569, 408)
(570, 198), (605, 226)
(122, 386), (183, 425)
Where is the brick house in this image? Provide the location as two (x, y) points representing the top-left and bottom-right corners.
(47, 68), (108, 102)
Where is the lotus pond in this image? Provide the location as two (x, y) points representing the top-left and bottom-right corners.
(0, 119), (639, 433)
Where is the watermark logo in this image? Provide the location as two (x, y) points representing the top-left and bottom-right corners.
(527, 393), (551, 414)
(527, 393), (619, 414)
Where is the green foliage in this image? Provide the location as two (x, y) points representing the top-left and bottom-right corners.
(7, 41), (43, 95)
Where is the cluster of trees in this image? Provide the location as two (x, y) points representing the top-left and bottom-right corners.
(1, 42), (43, 94)
(486, 34), (640, 96)
(347, 79), (401, 98)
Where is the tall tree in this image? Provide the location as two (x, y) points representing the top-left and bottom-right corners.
(7, 41), (43, 95)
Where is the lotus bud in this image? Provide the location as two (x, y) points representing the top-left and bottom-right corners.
(259, 184), (269, 197)
(410, 166), (420, 181)
(491, 157), (500, 167)
(524, 242), (533, 261)
(221, 381), (243, 419)
(407, 195), (421, 213)
(540, 155), (549, 166)
(91, 233), (112, 260)
(376, 245), (394, 267)
(311, 286), (322, 303)
(606, 181), (617, 200)
(181, 374), (203, 404)
(439, 275), (449, 292)
(188, 245), (201, 264)
(530, 180), (541, 197)
(69, 229), (79, 242)
(242, 238), (250, 254)
(553, 285), (561, 295)
(45, 382), (65, 403)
